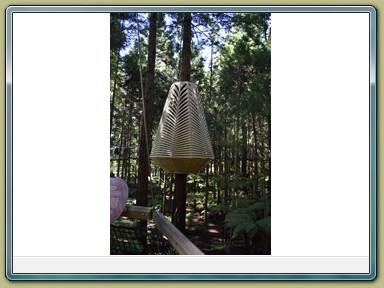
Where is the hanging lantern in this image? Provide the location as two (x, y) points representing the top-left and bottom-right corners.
(150, 81), (214, 174)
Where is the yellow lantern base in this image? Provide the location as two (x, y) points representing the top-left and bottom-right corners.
(151, 157), (213, 174)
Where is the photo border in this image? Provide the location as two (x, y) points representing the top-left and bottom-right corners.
(5, 5), (376, 281)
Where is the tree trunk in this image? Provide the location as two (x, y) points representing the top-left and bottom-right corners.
(126, 102), (133, 183)
(173, 12), (192, 234)
(172, 173), (187, 234)
(204, 165), (209, 228)
(117, 106), (126, 177)
(127, 131), (132, 184)
(217, 128), (222, 204)
(209, 32), (214, 99)
(110, 53), (120, 147)
(224, 118), (229, 211)
(137, 13), (158, 207)
(162, 172), (167, 214)
(169, 174), (174, 214)
(122, 102), (132, 181)
(252, 112), (259, 195)
(180, 13), (192, 82)
(267, 112), (271, 193)
(234, 114), (240, 207)
(241, 120), (248, 178)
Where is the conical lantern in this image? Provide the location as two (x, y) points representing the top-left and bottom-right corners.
(150, 81), (214, 174)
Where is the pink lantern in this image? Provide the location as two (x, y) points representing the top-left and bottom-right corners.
(110, 177), (129, 223)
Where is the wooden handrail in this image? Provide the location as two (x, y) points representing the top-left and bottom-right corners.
(120, 205), (204, 255)
(152, 209), (204, 255)
(121, 205), (153, 220)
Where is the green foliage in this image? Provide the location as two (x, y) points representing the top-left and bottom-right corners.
(112, 218), (139, 228)
(232, 13), (270, 44)
(110, 15), (126, 53)
(207, 202), (226, 215)
(186, 211), (196, 225)
(210, 241), (230, 254)
(225, 201), (270, 239)
(148, 194), (163, 211)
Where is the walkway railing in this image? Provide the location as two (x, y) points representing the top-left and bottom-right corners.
(121, 205), (204, 255)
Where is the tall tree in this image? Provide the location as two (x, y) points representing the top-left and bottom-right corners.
(137, 13), (158, 207)
(180, 13), (192, 81)
(172, 12), (192, 234)
(110, 15), (126, 147)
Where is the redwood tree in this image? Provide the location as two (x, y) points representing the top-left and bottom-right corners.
(137, 13), (158, 207)
(172, 12), (192, 234)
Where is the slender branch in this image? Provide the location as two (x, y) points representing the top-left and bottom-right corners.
(191, 22), (226, 42)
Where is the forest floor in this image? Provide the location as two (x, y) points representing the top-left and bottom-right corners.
(185, 209), (227, 255)
(184, 206), (248, 255)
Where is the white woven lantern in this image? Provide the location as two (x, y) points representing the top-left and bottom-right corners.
(150, 81), (214, 174)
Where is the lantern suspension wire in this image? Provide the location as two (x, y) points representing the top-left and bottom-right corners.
(136, 13), (154, 205)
